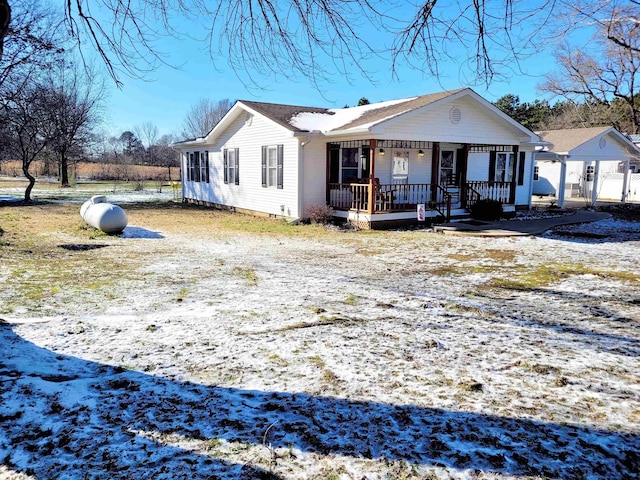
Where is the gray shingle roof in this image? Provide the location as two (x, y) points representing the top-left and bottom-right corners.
(536, 126), (612, 153)
(239, 100), (331, 132)
(335, 89), (466, 131)
(240, 88), (467, 133)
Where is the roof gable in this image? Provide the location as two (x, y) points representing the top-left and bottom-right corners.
(537, 126), (640, 157)
(537, 127), (612, 153)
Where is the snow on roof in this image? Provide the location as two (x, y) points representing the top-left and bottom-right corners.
(289, 97), (416, 132)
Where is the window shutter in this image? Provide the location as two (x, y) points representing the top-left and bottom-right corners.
(488, 151), (496, 183)
(261, 146), (267, 188)
(205, 151), (210, 183)
(518, 151), (525, 186)
(195, 151), (201, 182)
(277, 144), (284, 189)
(234, 148), (240, 185)
(223, 149), (228, 184)
(187, 153), (192, 182)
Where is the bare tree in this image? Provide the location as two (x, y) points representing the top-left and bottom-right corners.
(42, 62), (105, 186)
(135, 122), (159, 149)
(0, 0), (9, 61)
(181, 98), (233, 139)
(540, 2), (640, 133)
(56, 1), (636, 88)
(1, 1), (638, 90)
(149, 133), (179, 180)
(2, 83), (49, 201)
(0, 0), (65, 95)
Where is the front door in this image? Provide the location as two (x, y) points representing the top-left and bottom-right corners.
(440, 149), (461, 206)
(440, 150), (456, 186)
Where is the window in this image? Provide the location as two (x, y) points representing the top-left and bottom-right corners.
(262, 145), (284, 188)
(341, 147), (359, 183)
(224, 148), (239, 185)
(533, 165), (539, 181)
(585, 165), (594, 181)
(518, 151), (526, 185)
(188, 152), (201, 182)
(392, 150), (410, 177)
(200, 151), (209, 183)
(195, 152), (202, 182)
(268, 146), (277, 186)
(186, 153), (192, 181)
(494, 152), (514, 182)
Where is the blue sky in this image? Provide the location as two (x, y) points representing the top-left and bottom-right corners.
(97, 2), (580, 139)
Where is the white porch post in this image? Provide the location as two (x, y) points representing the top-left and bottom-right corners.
(622, 159), (630, 204)
(558, 158), (567, 208)
(591, 160), (600, 207)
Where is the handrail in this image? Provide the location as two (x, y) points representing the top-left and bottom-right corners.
(434, 185), (452, 221)
(465, 183), (482, 207)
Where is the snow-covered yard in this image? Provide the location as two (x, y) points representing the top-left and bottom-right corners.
(0, 200), (639, 479)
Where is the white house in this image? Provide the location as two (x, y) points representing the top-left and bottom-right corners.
(173, 88), (543, 228)
(534, 127), (640, 207)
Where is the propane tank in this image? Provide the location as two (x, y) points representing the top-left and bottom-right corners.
(80, 196), (128, 234)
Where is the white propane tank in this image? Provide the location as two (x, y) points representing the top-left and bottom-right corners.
(80, 196), (128, 234)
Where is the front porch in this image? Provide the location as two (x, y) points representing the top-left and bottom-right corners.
(325, 139), (521, 227)
(328, 180), (513, 221)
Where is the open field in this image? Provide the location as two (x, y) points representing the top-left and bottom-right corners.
(0, 196), (639, 479)
(0, 160), (176, 182)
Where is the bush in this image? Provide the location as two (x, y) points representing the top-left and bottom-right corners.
(470, 199), (503, 221)
(306, 204), (334, 224)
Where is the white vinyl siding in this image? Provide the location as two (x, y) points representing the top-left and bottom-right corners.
(180, 111), (301, 217)
(376, 96), (528, 145)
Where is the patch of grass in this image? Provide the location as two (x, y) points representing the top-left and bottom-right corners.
(485, 249), (517, 262)
(321, 369), (341, 385)
(176, 287), (189, 302)
(514, 360), (561, 375)
(444, 302), (488, 317)
(458, 380), (484, 392)
(267, 353), (289, 367)
(426, 265), (462, 276)
(232, 267), (258, 286)
(356, 247), (383, 256)
(447, 253), (475, 262)
(344, 293), (358, 305)
(308, 355), (325, 368)
(487, 263), (638, 291)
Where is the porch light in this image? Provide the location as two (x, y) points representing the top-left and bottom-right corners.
(379, 148), (385, 155)
(418, 149), (425, 157)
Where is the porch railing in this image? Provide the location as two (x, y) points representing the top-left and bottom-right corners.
(328, 182), (452, 220)
(466, 181), (512, 204)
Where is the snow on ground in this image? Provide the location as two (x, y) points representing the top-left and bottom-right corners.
(0, 201), (639, 479)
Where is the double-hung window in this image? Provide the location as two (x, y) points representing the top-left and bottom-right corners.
(189, 152), (201, 182)
(492, 152), (514, 182)
(262, 145), (283, 189)
(224, 148), (239, 185)
(200, 151), (209, 183)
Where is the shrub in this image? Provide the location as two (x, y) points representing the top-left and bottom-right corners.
(306, 204), (334, 224)
(470, 199), (503, 221)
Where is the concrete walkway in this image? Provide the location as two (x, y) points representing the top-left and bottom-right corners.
(433, 211), (611, 237)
